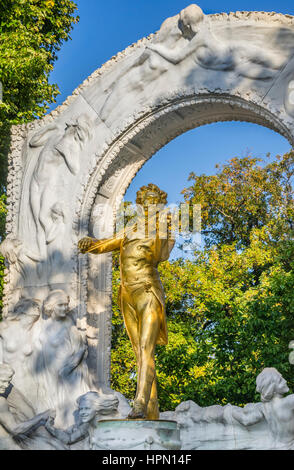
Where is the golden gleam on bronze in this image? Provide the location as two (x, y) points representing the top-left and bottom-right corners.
(78, 184), (174, 420)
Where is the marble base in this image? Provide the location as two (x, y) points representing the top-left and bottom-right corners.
(91, 419), (181, 450)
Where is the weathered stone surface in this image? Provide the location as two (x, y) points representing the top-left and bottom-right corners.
(92, 419), (181, 450)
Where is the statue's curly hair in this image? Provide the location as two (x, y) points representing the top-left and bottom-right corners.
(43, 290), (69, 318)
(256, 368), (288, 402)
(77, 391), (119, 414)
(135, 183), (167, 205)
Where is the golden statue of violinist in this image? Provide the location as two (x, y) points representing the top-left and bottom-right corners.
(78, 184), (174, 419)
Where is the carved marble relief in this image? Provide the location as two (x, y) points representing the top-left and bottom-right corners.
(1, 3), (294, 449)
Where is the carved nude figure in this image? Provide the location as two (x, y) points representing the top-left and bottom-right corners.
(232, 368), (294, 449)
(99, 4), (287, 125)
(79, 184), (175, 420)
(29, 115), (92, 256)
(34, 290), (91, 426)
(0, 298), (41, 399)
(45, 391), (119, 449)
(147, 4), (286, 80)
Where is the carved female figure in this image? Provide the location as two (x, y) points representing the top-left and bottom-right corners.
(45, 392), (119, 449)
(0, 298), (41, 400)
(35, 290), (91, 426)
(99, 4), (287, 126)
(28, 115), (92, 257)
(232, 368), (294, 449)
(147, 4), (286, 79)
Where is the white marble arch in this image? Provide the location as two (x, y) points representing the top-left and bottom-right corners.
(5, 4), (294, 389)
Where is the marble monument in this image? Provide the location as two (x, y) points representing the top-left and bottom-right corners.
(1, 3), (294, 450)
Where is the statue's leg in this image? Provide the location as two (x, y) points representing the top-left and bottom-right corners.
(128, 290), (161, 419)
(121, 289), (141, 399)
(146, 374), (159, 420)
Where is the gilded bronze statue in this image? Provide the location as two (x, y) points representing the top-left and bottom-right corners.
(78, 184), (174, 419)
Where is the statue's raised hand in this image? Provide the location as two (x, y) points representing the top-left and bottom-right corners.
(78, 236), (94, 253)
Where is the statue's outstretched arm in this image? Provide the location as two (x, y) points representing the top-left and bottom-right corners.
(232, 403), (263, 426)
(147, 32), (206, 65)
(45, 418), (87, 445)
(78, 234), (122, 255)
(0, 402), (51, 437)
(147, 43), (188, 65)
(0, 399), (20, 434)
(12, 410), (51, 436)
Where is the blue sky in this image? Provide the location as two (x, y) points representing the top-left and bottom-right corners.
(48, 1), (293, 204)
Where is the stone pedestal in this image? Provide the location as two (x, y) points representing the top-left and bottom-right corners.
(91, 419), (181, 450)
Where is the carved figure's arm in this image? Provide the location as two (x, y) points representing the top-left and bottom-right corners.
(29, 123), (58, 148)
(12, 409), (52, 435)
(232, 403), (264, 426)
(0, 398), (19, 434)
(132, 48), (152, 67)
(148, 28), (234, 70)
(7, 387), (35, 420)
(147, 43), (192, 65)
(58, 145), (80, 176)
(0, 400), (51, 437)
(45, 418), (88, 445)
(147, 30), (208, 65)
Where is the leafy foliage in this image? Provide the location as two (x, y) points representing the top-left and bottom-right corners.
(0, 0), (78, 124)
(182, 153), (293, 248)
(110, 153), (294, 410)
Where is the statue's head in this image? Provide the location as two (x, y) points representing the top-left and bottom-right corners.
(0, 238), (22, 263)
(256, 368), (289, 402)
(179, 4), (204, 37)
(64, 114), (92, 146)
(0, 364), (14, 394)
(77, 392), (119, 424)
(43, 290), (69, 320)
(9, 298), (41, 322)
(136, 183), (167, 207)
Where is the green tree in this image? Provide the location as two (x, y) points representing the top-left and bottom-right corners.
(182, 153), (293, 248)
(110, 153), (294, 410)
(0, 0), (79, 315)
